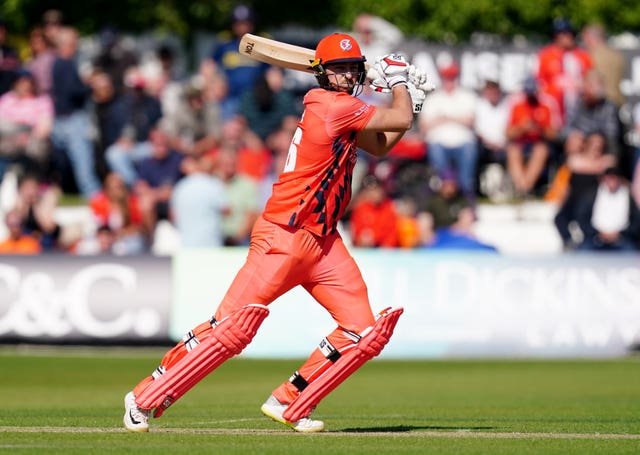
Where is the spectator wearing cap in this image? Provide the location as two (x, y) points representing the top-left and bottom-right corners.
(536, 17), (593, 126)
(418, 61), (479, 203)
(504, 76), (559, 196)
(209, 4), (268, 120)
(0, 17), (21, 96)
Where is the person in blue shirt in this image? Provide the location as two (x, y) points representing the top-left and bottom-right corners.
(210, 4), (268, 119)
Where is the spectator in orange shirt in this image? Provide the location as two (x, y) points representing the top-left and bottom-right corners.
(0, 209), (42, 255)
(349, 175), (399, 248)
(536, 17), (593, 126)
(89, 171), (146, 254)
(505, 76), (559, 196)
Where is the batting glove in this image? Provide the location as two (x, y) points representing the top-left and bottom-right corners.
(408, 65), (436, 93)
(366, 67), (388, 92)
(408, 83), (426, 113)
(373, 54), (409, 89)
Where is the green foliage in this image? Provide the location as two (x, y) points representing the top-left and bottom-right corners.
(1, 0), (640, 41)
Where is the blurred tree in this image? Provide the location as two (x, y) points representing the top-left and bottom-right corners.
(1, 0), (639, 43)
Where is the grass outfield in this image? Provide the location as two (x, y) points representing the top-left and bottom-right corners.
(0, 346), (638, 454)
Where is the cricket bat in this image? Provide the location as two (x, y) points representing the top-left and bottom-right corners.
(239, 33), (317, 73)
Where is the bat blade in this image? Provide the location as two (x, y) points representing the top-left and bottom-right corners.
(239, 33), (316, 73)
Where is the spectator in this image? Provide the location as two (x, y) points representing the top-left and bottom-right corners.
(536, 17), (593, 126)
(41, 9), (64, 47)
(162, 78), (223, 157)
(92, 25), (139, 97)
(504, 76), (559, 196)
(349, 175), (399, 248)
(553, 132), (616, 250)
(73, 224), (116, 255)
(415, 169), (494, 250)
(418, 61), (478, 202)
(0, 209), (42, 255)
(577, 165), (640, 251)
(563, 69), (622, 161)
(12, 173), (61, 251)
(170, 154), (229, 248)
(632, 158), (640, 209)
(24, 26), (56, 96)
(50, 26), (102, 198)
(259, 125), (293, 209)
(210, 4), (267, 119)
(87, 71), (120, 180)
(394, 196), (420, 249)
(134, 127), (185, 241)
(148, 44), (185, 120)
(474, 78), (511, 200)
(88, 172), (146, 255)
(216, 116), (273, 183)
(352, 13), (404, 62)
(0, 70), (54, 179)
(104, 69), (163, 187)
(581, 23), (627, 108)
(0, 18), (20, 96)
(197, 57), (229, 116)
(237, 66), (298, 143)
(213, 147), (259, 246)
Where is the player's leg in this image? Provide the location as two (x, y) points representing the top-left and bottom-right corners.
(124, 217), (305, 431)
(522, 141), (550, 193)
(262, 233), (402, 429)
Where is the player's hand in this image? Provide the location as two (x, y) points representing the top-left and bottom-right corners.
(408, 65), (436, 93)
(368, 66), (428, 113)
(373, 54), (409, 89)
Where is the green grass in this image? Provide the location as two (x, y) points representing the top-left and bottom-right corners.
(0, 346), (639, 454)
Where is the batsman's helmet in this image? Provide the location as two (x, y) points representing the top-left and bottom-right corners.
(312, 33), (367, 92)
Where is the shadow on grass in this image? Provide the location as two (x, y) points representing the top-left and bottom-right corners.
(340, 425), (497, 433)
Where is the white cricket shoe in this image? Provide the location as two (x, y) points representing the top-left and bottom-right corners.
(123, 391), (150, 432)
(260, 395), (325, 433)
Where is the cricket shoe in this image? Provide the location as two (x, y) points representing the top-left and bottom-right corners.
(260, 395), (325, 433)
(123, 391), (150, 432)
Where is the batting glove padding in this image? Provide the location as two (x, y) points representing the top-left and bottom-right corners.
(373, 54), (409, 89)
(408, 83), (427, 113)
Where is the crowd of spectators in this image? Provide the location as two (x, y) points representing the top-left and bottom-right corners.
(0, 8), (639, 255)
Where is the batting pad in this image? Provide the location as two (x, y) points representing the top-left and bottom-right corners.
(135, 304), (269, 417)
(283, 307), (403, 422)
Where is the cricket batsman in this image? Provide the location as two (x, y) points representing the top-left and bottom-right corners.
(124, 32), (430, 433)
